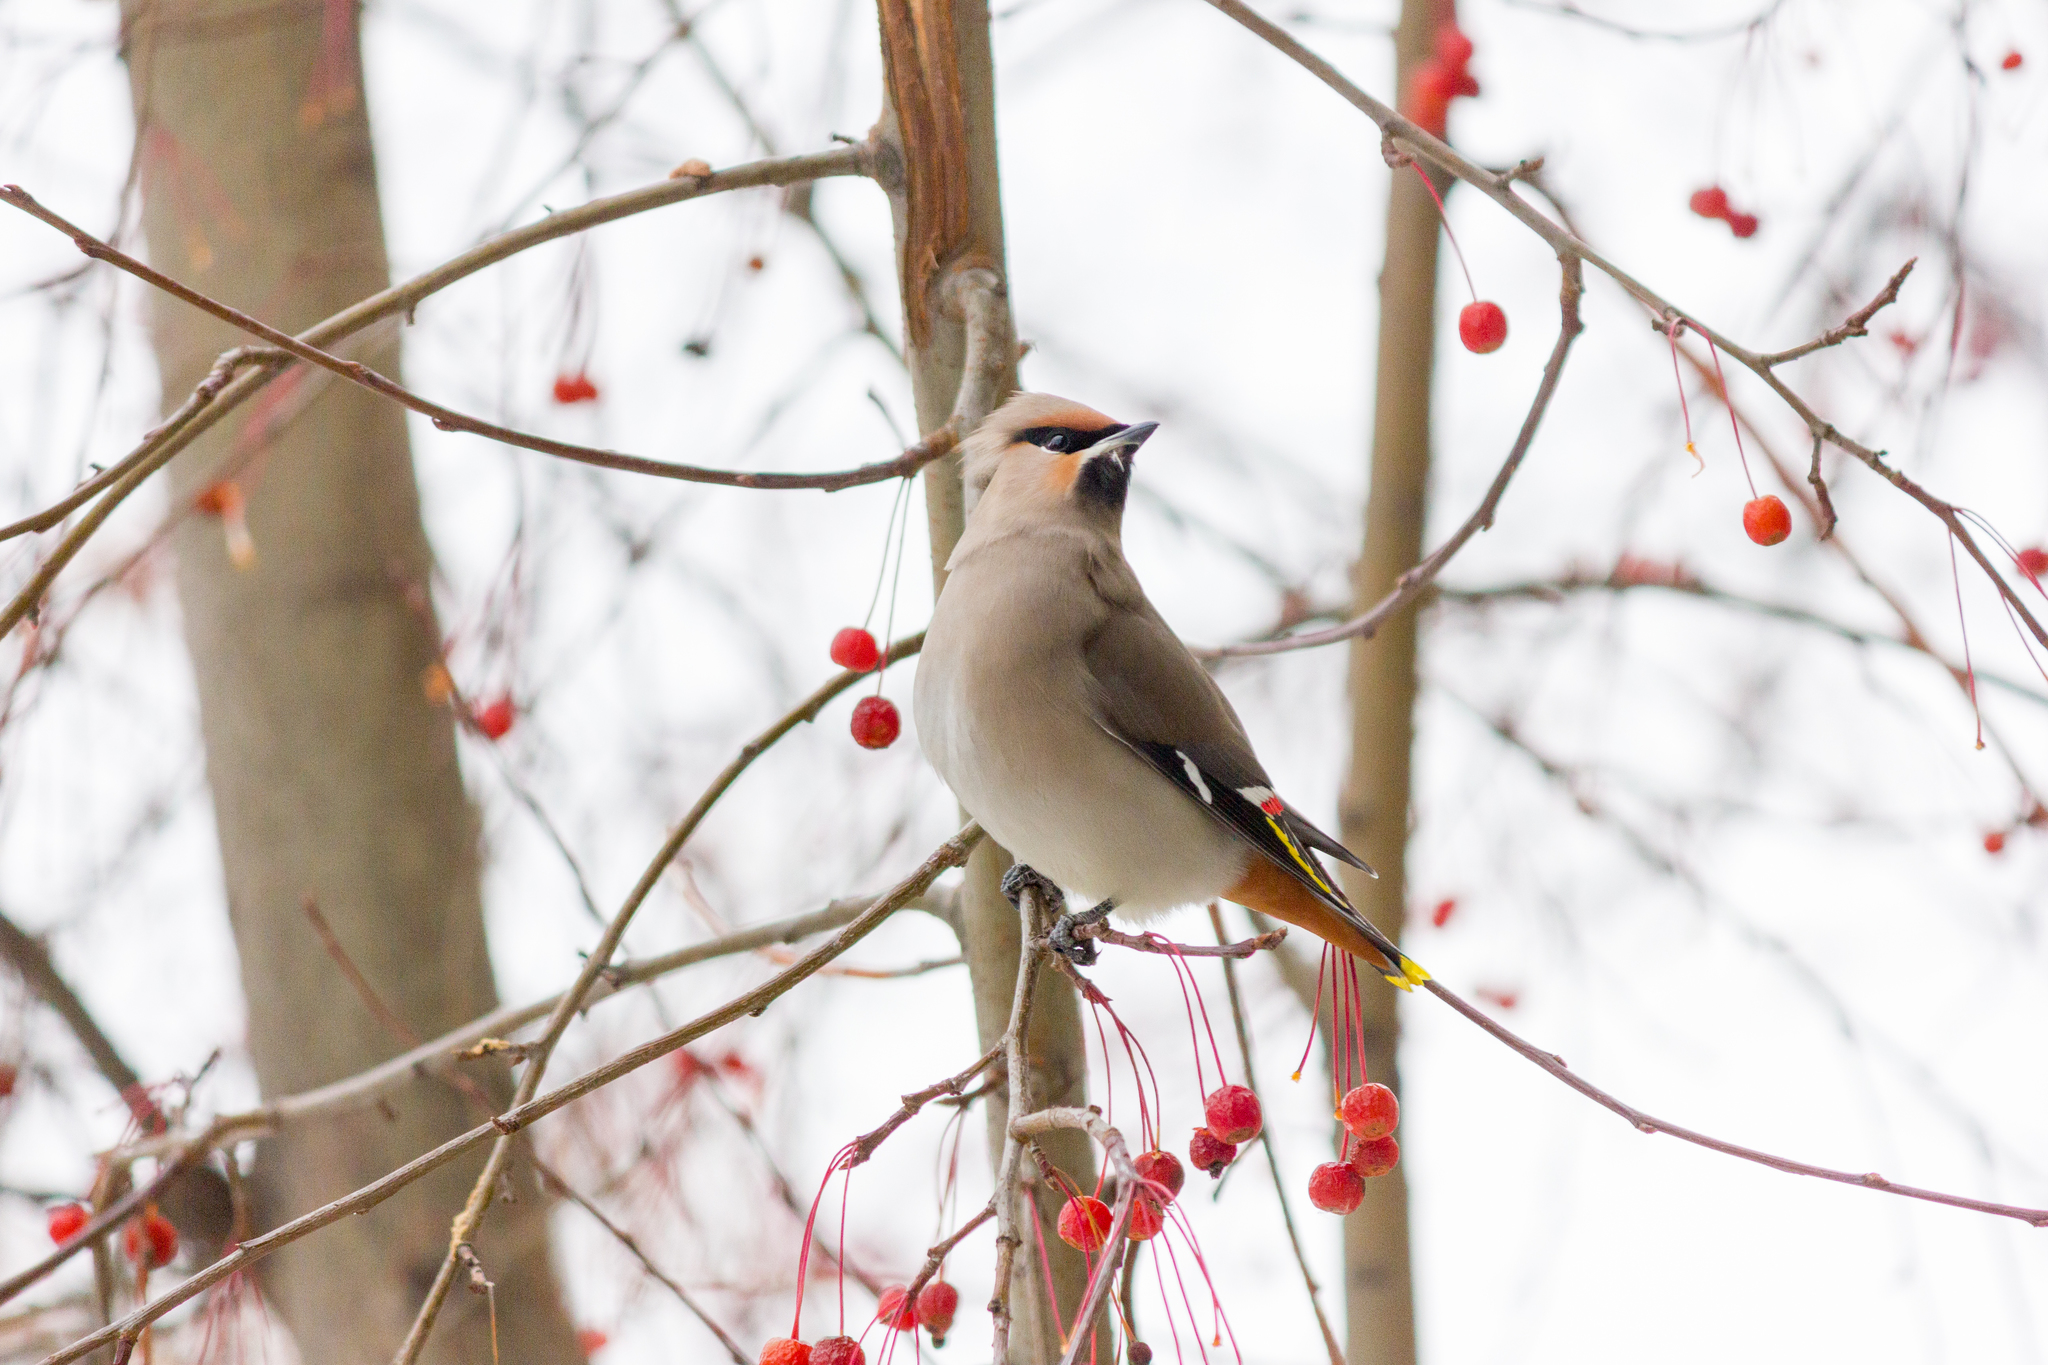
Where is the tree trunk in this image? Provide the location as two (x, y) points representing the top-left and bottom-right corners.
(1334, 0), (1447, 1359)
(873, 3), (1101, 1358)
(119, 4), (578, 1361)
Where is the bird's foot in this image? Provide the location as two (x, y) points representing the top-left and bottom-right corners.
(1000, 863), (1067, 915)
(1047, 898), (1116, 967)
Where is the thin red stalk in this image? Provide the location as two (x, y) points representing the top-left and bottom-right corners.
(1666, 321), (1701, 466)
(1950, 532), (1985, 749)
(1291, 945), (1330, 1082)
(1410, 162), (1478, 302)
(1154, 936), (1229, 1084)
(1704, 334), (1757, 497)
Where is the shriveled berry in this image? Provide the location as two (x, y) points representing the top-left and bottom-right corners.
(1308, 1161), (1365, 1214)
(811, 1338), (863, 1365)
(1351, 1134), (1401, 1179)
(916, 1281), (959, 1343)
(829, 627), (882, 672)
(1133, 1149), (1185, 1201)
(1130, 1345), (1154, 1365)
(850, 695), (900, 749)
(876, 1286), (919, 1331)
(1057, 1194), (1113, 1252)
(124, 1208), (178, 1268)
(474, 695), (515, 740)
(1403, 59), (1457, 137)
(1985, 831), (2007, 855)
(47, 1202), (89, 1243)
(1339, 1083), (1400, 1141)
(1188, 1127), (1237, 1178)
(1204, 1085), (1262, 1144)
(757, 1341), (809, 1365)
(2015, 547), (2048, 581)
(1727, 212), (1760, 239)
(0, 1062), (14, 1098)
(1742, 495), (1792, 546)
(1126, 1195), (1166, 1241)
(1458, 301), (1508, 354)
(1689, 186), (1730, 219)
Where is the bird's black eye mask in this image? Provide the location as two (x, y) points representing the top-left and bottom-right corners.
(1016, 423), (1129, 454)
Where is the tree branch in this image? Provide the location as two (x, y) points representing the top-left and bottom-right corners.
(38, 825), (982, 1365)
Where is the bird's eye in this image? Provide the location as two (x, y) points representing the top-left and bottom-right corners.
(1044, 432), (1070, 452)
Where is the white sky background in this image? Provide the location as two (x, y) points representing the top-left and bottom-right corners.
(3, 0), (2048, 1361)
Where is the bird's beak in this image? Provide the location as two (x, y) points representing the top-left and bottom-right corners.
(1084, 421), (1158, 461)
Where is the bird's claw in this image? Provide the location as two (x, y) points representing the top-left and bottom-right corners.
(1000, 863), (1066, 915)
(1047, 898), (1116, 968)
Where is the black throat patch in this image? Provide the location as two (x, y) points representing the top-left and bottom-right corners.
(1017, 424), (1132, 513)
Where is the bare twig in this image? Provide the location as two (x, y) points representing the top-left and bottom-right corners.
(1081, 923), (1288, 958)
(898, 1200), (996, 1337)
(0, 907), (164, 1132)
(847, 1045), (1004, 1167)
(1007, 1106), (1142, 1365)
(1209, 253), (1584, 657)
(1758, 259), (1915, 367)
(536, 1162), (749, 1364)
(0, 185), (958, 498)
(1422, 979), (2048, 1226)
(0, 145), (865, 640)
(1192, 0), (2048, 650)
(39, 825), (982, 1365)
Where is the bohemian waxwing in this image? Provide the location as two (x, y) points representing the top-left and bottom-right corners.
(913, 392), (1426, 985)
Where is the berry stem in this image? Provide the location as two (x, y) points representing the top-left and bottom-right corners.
(1664, 320), (1702, 471)
(1949, 532), (1985, 751)
(1702, 334), (1757, 497)
(1410, 163), (1478, 303)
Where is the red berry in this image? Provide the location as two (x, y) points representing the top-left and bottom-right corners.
(1689, 186), (1731, 219)
(0, 1062), (15, 1098)
(1403, 59), (1457, 137)
(2001, 50), (2022, 70)
(1126, 1195), (1167, 1241)
(473, 695), (515, 740)
(1726, 211), (1760, 239)
(552, 373), (600, 404)
(1435, 23), (1475, 68)
(1430, 897), (1456, 928)
(1450, 68), (1481, 98)
(577, 1329), (609, 1357)
(2016, 547), (2048, 581)
(1133, 1149), (1185, 1201)
(124, 1208), (178, 1268)
(829, 627), (882, 672)
(1203, 1085), (1262, 1144)
(876, 1286), (919, 1332)
(1339, 1083), (1400, 1141)
(47, 1202), (89, 1243)
(1307, 1161), (1365, 1215)
(1985, 831), (2007, 855)
(1057, 1194), (1113, 1252)
(849, 695), (900, 749)
(1458, 301), (1508, 354)
(811, 1339), (864, 1365)
(1188, 1127), (1238, 1178)
(1351, 1134), (1401, 1179)
(1742, 495), (1792, 546)
(757, 1341), (809, 1365)
(916, 1281), (960, 1343)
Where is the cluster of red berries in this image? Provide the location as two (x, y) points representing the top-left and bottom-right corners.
(1404, 23), (1479, 139)
(1689, 186), (1760, 239)
(47, 1202), (177, 1268)
(756, 1280), (959, 1364)
(829, 627), (902, 749)
(552, 372), (600, 404)
(1307, 1083), (1402, 1215)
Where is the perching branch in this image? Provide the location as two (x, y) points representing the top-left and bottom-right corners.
(1758, 259), (1915, 367)
(38, 825), (982, 1365)
(1209, 253), (1584, 658)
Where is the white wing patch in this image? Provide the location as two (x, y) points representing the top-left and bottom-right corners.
(1177, 750), (1213, 804)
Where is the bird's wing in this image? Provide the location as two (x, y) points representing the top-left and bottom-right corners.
(1079, 598), (1379, 913)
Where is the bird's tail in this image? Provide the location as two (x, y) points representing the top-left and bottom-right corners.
(1225, 858), (1429, 990)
